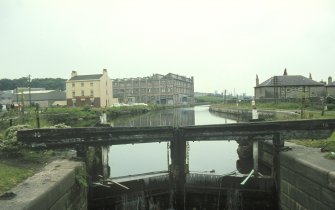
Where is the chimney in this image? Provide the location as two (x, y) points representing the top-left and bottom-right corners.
(103, 69), (107, 74)
(283, 68), (287, 76)
(328, 76), (333, 84)
(309, 73), (312, 79)
(71, 71), (77, 78)
(256, 74), (259, 86)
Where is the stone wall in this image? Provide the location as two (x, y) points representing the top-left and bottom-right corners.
(0, 159), (87, 210)
(259, 141), (335, 210)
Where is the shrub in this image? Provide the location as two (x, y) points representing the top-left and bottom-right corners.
(48, 123), (71, 128)
(0, 124), (32, 154)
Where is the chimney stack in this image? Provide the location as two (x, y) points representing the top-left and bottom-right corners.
(328, 76), (333, 84)
(103, 69), (107, 74)
(71, 71), (77, 78)
(283, 68), (287, 76)
(256, 74), (259, 86)
(309, 73), (312, 80)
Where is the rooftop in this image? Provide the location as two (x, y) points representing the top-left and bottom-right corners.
(257, 75), (323, 87)
(68, 74), (103, 81)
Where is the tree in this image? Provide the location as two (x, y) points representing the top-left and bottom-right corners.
(0, 78), (66, 91)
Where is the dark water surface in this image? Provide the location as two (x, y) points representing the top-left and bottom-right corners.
(108, 105), (238, 177)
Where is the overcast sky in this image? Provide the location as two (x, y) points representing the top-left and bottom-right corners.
(1, 0), (335, 95)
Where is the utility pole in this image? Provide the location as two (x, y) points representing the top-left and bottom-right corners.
(16, 86), (19, 104)
(273, 76), (278, 104)
(224, 89), (227, 104)
(28, 74), (32, 106)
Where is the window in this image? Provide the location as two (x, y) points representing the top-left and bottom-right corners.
(81, 82), (84, 87)
(72, 91), (75, 97)
(90, 90), (94, 97)
(72, 83), (75, 87)
(90, 82), (93, 87)
(81, 90), (84, 96)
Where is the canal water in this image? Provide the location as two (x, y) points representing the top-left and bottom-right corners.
(109, 105), (238, 177)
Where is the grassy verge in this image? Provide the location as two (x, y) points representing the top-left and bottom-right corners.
(213, 102), (302, 110)
(0, 149), (61, 195)
(0, 162), (33, 195)
(289, 132), (335, 160)
(212, 102), (335, 120)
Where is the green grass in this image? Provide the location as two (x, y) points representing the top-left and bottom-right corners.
(213, 102), (303, 110)
(290, 132), (335, 159)
(325, 153), (335, 160)
(0, 163), (33, 194)
(19, 149), (56, 164)
(195, 95), (224, 104)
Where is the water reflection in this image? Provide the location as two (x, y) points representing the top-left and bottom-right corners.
(111, 107), (195, 127)
(190, 105), (238, 174)
(109, 105), (239, 177)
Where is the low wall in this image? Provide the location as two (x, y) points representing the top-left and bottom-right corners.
(209, 106), (277, 120)
(0, 159), (87, 210)
(260, 141), (335, 210)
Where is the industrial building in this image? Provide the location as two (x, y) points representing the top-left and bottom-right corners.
(112, 73), (194, 105)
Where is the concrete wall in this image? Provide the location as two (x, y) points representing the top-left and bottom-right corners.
(259, 141), (335, 210)
(0, 160), (87, 210)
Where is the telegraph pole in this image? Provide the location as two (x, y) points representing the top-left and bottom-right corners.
(16, 86), (19, 104)
(224, 89), (227, 104)
(28, 74), (32, 106)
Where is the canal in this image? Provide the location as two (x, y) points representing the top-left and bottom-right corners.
(109, 105), (239, 178)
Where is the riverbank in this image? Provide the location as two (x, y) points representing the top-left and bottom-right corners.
(210, 103), (335, 120)
(209, 104), (335, 155)
(0, 104), (190, 195)
(209, 105), (300, 121)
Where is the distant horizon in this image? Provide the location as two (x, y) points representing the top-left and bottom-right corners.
(1, 70), (333, 96)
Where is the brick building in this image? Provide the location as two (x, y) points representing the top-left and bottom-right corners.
(112, 73), (194, 105)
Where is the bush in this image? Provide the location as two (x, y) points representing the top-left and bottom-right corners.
(48, 123), (71, 128)
(0, 124), (32, 153)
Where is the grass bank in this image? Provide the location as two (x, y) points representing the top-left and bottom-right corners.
(0, 162), (33, 195)
(289, 132), (335, 160)
(211, 102), (335, 119)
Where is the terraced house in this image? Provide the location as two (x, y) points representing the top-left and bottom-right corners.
(66, 69), (115, 107)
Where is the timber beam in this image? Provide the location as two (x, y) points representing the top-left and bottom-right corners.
(17, 119), (335, 148)
(182, 119), (335, 141)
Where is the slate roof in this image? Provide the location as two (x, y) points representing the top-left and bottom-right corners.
(326, 81), (335, 86)
(68, 74), (103, 81)
(257, 75), (323, 87)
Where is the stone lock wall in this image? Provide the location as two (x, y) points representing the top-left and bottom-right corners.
(0, 160), (87, 210)
(259, 141), (335, 210)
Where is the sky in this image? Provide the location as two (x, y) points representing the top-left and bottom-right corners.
(1, 0), (335, 95)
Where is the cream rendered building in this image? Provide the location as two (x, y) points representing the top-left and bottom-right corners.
(66, 69), (115, 107)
